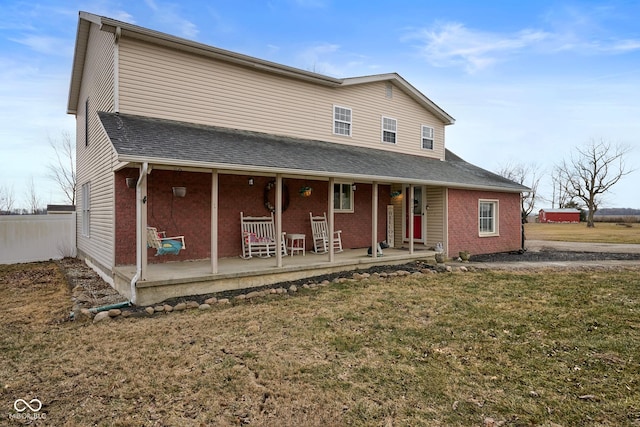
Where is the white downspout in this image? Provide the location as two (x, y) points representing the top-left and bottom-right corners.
(130, 162), (149, 304)
(114, 26), (121, 113)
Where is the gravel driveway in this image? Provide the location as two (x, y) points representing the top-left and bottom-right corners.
(470, 240), (640, 264)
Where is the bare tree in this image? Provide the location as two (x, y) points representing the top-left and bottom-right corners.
(0, 184), (16, 214)
(26, 177), (42, 214)
(556, 139), (634, 227)
(47, 131), (76, 206)
(550, 167), (572, 208)
(496, 161), (543, 222)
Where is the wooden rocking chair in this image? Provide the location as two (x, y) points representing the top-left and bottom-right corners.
(309, 212), (343, 254)
(146, 227), (186, 256)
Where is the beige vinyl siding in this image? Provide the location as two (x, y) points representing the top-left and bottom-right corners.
(118, 38), (445, 160)
(425, 186), (445, 249)
(75, 23), (117, 273)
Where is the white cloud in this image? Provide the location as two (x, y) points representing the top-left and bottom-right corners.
(406, 22), (550, 73)
(297, 43), (341, 75)
(141, 1), (199, 39)
(607, 39), (640, 53)
(109, 10), (136, 24)
(293, 43), (375, 77)
(9, 35), (72, 56)
(406, 5), (640, 74)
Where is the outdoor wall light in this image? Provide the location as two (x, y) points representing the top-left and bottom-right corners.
(352, 184), (357, 191)
(126, 178), (136, 189)
(248, 178), (254, 186)
(390, 191), (402, 200)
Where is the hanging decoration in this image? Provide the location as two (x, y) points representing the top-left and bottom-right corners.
(264, 180), (290, 213)
(299, 186), (313, 197)
(172, 168), (186, 197)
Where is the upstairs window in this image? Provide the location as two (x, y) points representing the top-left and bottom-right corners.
(479, 200), (499, 236)
(422, 125), (434, 150)
(333, 183), (353, 212)
(382, 117), (397, 144)
(333, 105), (352, 136)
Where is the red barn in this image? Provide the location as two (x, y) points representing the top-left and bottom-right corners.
(538, 208), (581, 223)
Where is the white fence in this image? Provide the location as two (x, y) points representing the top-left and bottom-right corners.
(0, 214), (76, 264)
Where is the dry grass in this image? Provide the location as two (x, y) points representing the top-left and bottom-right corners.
(526, 222), (640, 244)
(1, 262), (640, 426)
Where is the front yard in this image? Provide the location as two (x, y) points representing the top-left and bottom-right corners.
(1, 261), (639, 426)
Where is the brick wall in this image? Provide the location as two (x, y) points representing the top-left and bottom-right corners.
(115, 168), (390, 265)
(447, 189), (522, 256)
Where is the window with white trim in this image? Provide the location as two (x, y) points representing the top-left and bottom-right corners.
(333, 183), (354, 212)
(333, 105), (352, 136)
(421, 125), (434, 150)
(382, 117), (397, 144)
(81, 182), (91, 236)
(479, 200), (498, 236)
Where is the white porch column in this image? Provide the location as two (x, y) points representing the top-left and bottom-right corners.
(408, 184), (415, 254)
(275, 174), (283, 268)
(139, 165), (148, 280)
(328, 177), (335, 263)
(211, 169), (218, 274)
(371, 182), (378, 259)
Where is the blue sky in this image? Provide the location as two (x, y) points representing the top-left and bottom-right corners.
(1, 0), (639, 210)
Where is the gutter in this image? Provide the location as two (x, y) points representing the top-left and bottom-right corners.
(116, 154), (528, 194)
(130, 162), (149, 305)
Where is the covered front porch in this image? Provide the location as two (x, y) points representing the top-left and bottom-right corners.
(114, 246), (437, 306)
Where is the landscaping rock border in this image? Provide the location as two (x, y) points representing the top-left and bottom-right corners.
(60, 258), (469, 323)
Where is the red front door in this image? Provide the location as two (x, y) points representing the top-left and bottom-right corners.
(405, 186), (424, 241)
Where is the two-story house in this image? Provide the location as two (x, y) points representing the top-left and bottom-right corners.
(68, 12), (528, 305)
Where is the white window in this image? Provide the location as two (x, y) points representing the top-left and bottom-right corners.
(81, 182), (91, 236)
(479, 200), (499, 236)
(333, 183), (354, 212)
(382, 117), (397, 144)
(333, 105), (352, 136)
(421, 125), (434, 150)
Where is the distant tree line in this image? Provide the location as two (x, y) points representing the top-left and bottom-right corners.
(594, 208), (640, 216)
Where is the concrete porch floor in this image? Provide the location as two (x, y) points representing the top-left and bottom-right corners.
(114, 246), (436, 305)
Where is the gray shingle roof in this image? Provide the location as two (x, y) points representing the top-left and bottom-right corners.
(99, 112), (528, 192)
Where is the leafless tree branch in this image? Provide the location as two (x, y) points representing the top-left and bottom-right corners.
(0, 184), (16, 214)
(26, 176), (42, 214)
(555, 139), (634, 227)
(47, 131), (76, 206)
(496, 161), (544, 222)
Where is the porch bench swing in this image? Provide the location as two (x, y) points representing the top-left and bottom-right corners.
(240, 212), (287, 259)
(146, 227), (186, 256)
